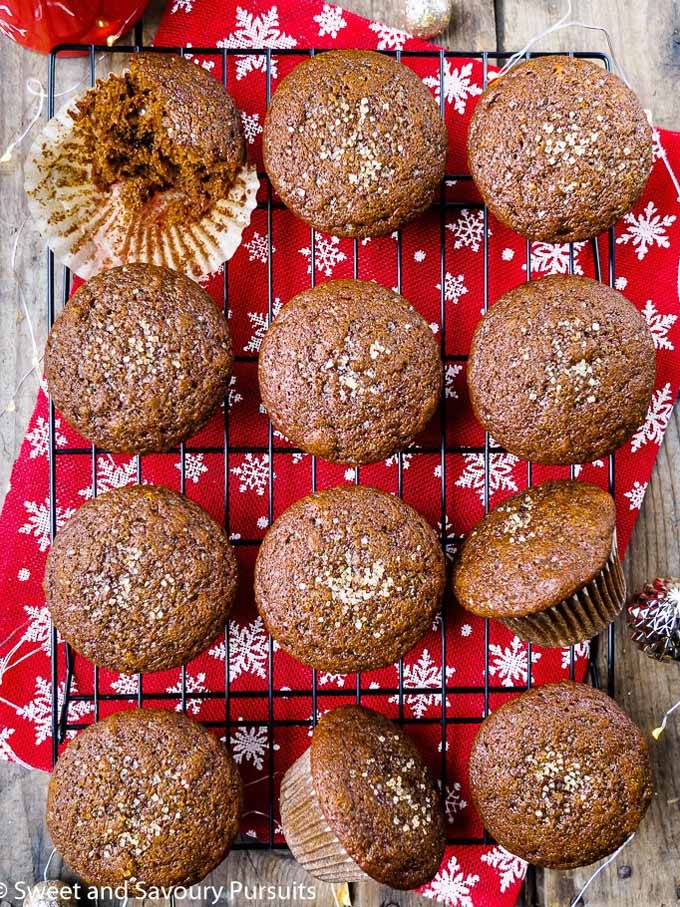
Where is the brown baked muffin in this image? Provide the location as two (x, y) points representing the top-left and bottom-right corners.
(280, 705), (445, 887)
(44, 485), (238, 674)
(47, 709), (243, 890)
(45, 264), (232, 453)
(467, 275), (655, 465)
(468, 56), (652, 242)
(254, 485), (445, 672)
(259, 280), (442, 464)
(73, 53), (245, 226)
(469, 682), (653, 868)
(453, 480), (625, 646)
(263, 50), (448, 237)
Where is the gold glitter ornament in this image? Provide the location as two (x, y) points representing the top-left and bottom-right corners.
(396, 0), (453, 39)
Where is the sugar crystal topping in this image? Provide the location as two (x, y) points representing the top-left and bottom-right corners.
(525, 747), (593, 821)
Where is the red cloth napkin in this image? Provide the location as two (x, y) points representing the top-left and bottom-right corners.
(2, 2), (680, 904)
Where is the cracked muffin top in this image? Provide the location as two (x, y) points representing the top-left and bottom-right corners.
(263, 49), (448, 237)
(468, 55), (652, 242)
(258, 279), (442, 465)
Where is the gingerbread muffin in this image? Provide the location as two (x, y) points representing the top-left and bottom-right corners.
(259, 280), (442, 464)
(280, 705), (445, 887)
(469, 683), (653, 868)
(45, 264), (232, 453)
(254, 485), (445, 672)
(453, 480), (624, 646)
(44, 485), (238, 674)
(468, 56), (652, 242)
(47, 709), (243, 890)
(263, 50), (448, 237)
(467, 275), (655, 465)
(73, 52), (246, 226)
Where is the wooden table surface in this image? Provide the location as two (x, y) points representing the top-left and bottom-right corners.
(1, 2), (679, 906)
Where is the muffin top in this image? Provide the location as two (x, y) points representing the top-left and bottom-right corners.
(74, 53), (245, 224)
(45, 264), (232, 453)
(259, 280), (442, 464)
(47, 709), (243, 890)
(468, 56), (652, 242)
(467, 275), (655, 465)
(311, 705), (445, 888)
(44, 485), (238, 674)
(263, 50), (448, 237)
(453, 480), (616, 619)
(468, 683), (653, 868)
(254, 485), (445, 672)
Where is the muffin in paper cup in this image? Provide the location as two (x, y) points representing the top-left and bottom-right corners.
(279, 705), (445, 889)
(25, 53), (258, 280)
(453, 479), (626, 647)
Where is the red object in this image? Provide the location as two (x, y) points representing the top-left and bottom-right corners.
(0, 0), (147, 54)
(1, 3), (680, 905)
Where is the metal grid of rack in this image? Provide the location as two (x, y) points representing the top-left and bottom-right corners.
(45, 36), (616, 860)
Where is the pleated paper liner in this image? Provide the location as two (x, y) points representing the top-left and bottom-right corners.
(24, 91), (259, 280)
(503, 532), (626, 648)
(279, 749), (371, 884)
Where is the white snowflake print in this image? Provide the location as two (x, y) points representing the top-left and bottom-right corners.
(560, 640), (589, 670)
(445, 362), (463, 400)
(210, 616), (271, 682)
(26, 416), (66, 459)
(18, 497), (74, 552)
(78, 454), (138, 500)
(624, 479), (648, 511)
(171, 0), (193, 11)
(388, 649), (454, 719)
(217, 6), (297, 81)
(166, 672), (207, 716)
(438, 272), (469, 305)
(244, 298), (282, 353)
(313, 3), (347, 39)
(422, 854), (480, 907)
(175, 452), (208, 485)
(461, 624), (472, 637)
(423, 61), (482, 115)
(227, 375), (243, 409)
(231, 724), (277, 771)
(643, 299), (677, 350)
(240, 110), (263, 145)
(0, 727), (17, 763)
(344, 467), (357, 482)
(18, 568), (30, 581)
(110, 674), (140, 696)
(414, 249), (426, 262)
(481, 846), (527, 894)
(18, 676), (93, 745)
(572, 459), (605, 478)
(438, 516), (458, 562)
(22, 605), (53, 655)
(488, 635), (541, 687)
(631, 383), (674, 452)
(368, 21), (411, 51)
(245, 231), (274, 263)
(616, 201), (676, 260)
(454, 451), (520, 504)
(502, 248), (515, 261)
(385, 448), (414, 470)
(319, 671), (347, 687)
(444, 781), (468, 821)
(299, 235), (347, 277)
(447, 209), (487, 253)
(525, 241), (586, 276)
(231, 453), (272, 496)
(256, 515), (269, 530)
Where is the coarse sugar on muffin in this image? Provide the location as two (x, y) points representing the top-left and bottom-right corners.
(280, 705), (446, 888)
(44, 485), (238, 674)
(453, 480), (625, 647)
(468, 682), (653, 868)
(468, 55), (652, 242)
(73, 53), (246, 226)
(467, 275), (656, 465)
(44, 263), (232, 453)
(254, 485), (445, 672)
(47, 709), (243, 891)
(258, 279), (442, 465)
(263, 49), (448, 238)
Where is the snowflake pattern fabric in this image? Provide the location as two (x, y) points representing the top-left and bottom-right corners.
(1, 4), (680, 907)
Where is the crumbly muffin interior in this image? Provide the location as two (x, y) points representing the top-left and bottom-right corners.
(74, 71), (242, 225)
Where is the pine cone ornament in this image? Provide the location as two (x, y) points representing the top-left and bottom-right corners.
(628, 577), (680, 662)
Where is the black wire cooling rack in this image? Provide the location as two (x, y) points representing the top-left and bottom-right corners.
(45, 33), (616, 864)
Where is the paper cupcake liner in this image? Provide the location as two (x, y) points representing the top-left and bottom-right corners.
(24, 91), (259, 280)
(279, 749), (370, 883)
(502, 533), (626, 647)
